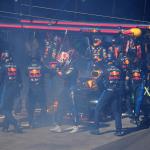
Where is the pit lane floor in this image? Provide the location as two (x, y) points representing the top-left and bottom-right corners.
(0, 115), (149, 150)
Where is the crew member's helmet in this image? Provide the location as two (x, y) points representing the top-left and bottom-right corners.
(122, 56), (130, 65)
(93, 38), (102, 47)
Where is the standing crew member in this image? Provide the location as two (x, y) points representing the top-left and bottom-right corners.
(1, 54), (22, 133)
(27, 58), (46, 128)
(91, 57), (124, 136)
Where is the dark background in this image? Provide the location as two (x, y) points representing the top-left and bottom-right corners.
(0, 0), (150, 23)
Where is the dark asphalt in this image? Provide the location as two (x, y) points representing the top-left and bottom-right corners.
(0, 116), (149, 150)
(94, 128), (150, 150)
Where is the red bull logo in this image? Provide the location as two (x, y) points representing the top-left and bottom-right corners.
(8, 67), (17, 76)
(49, 62), (57, 69)
(132, 72), (141, 80)
(109, 71), (120, 80)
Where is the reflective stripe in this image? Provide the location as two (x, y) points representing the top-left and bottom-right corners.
(144, 87), (150, 96)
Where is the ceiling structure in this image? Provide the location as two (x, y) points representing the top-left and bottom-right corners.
(0, 0), (150, 24)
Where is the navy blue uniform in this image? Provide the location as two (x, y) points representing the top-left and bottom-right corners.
(55, 63), (79, 126)
(1, 62), (22, 132)
(129, 65), (145, 122)
(27, 60), (46, 127)
(92, 62), (123, 135)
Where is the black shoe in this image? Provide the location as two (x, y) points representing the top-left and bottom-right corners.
(140, 119), (150, 129)
(114, 130), (125, 136)
(135, 118), (141, 127)
(90, 129), (101, 135)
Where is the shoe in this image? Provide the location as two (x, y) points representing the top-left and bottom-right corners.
(135, 118), (141, 127)
(130, 117), (141, 127)
(49, 125), (63, 133)
(114, 130), (125, 136)
(140, 119), (150, 129)
(69, 126), (79, 133)
(64, 126), (75, 131)
(90, 129), (101, 135)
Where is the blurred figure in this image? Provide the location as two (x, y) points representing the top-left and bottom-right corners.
(90, 57), (124, 136)
(42, 32), (55, 64)
(108, 38), (122, 60)
(125, 38), (142, 64)
(143, 55), (150, 126)
(0, 53), (22, 133)
(118, 54), (133, 117)
(50, 49), (80, 133)
(128, 62), (145, 126)
(91, 37), (107, 67)
(26, 57), (46, 128)
(42, 33), (62, 106)
(25, 31), (40, 60)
